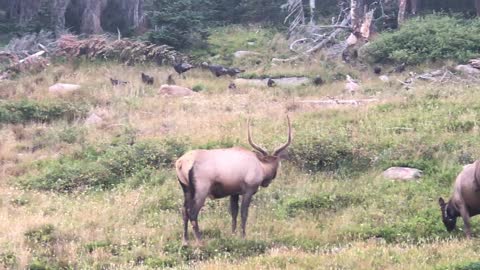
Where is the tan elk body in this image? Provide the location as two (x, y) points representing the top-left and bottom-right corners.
(175, 117), (292, 245)
(439, 161), (480, 238)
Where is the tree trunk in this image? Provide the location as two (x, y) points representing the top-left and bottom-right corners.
(80, 0), (108, 34)
(7, 0), (43, 25)
(122, 0), (144, 29)
(51, 0), (71, 35)
(398, 0), (407, 25)
(351, 0), (365, 35)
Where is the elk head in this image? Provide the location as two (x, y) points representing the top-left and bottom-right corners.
(247, 115), (292, 187)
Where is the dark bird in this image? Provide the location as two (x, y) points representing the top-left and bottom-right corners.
(202, 62), (229, 77)
(173, 62), (194, 78)
(110, 78), (128, 86)
(228, 82), (237, 90)
(141, 72), (154, 85)
(167, 74), (176, 85)
(373, 66), (382, 74)
(226, 67), (245, 77)
(313, 76), (324, 86)
(267, 78), (276, 87)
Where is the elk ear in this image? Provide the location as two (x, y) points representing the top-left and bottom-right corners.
(438, 197), (446, 208)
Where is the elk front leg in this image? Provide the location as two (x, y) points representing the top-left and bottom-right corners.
(230, 195), (239, 234)
(459, 205), (472, 239)
(240, 192), (254, 238)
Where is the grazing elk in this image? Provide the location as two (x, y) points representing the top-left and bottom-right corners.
(439, 161), (480, 238)
(175, 116), (292, 245)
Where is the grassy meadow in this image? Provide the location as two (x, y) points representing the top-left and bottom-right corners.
(2, 27), (480, 269)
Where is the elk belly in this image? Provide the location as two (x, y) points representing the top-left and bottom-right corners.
(209, 182), (243, 199)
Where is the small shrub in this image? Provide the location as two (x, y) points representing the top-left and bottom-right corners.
(192, 84), (206, 92)
(290, 136), (372, 174)
(145, 256), (178, 268)
(362, 15), (480, 64)
(164, 238), (270, 262)
(285, 193), (364, 216)
(25, 224), (55, 245)
(10, 196), (29, 207)
(0, 252), (17, 269)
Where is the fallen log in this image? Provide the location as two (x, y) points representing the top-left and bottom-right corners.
(298, 98), (379, 106)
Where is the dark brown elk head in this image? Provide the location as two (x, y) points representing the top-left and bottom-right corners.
(438, 197), (458, 232)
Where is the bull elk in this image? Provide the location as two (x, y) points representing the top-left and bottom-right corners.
(439, 161), (480, 238)
(175, 116), (292, 245)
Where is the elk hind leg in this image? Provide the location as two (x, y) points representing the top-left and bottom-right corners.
(179, 182), (190, 246)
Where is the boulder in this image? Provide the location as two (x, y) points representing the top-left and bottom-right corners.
(85, 113), (103, 126)
(455, 65), (480, 75)
(233, 51), (261, 59)
(48, 83), (81, 94)
(383, 167), (423, 181)
(158, 85), (195, 97)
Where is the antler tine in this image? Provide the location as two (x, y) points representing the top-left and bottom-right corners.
(247, 118), (268, 156)
(273, 115), (292, 156)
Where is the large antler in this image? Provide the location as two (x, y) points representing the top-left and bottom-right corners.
(247, 119), (268, 156)
(273, 115), (292, 156)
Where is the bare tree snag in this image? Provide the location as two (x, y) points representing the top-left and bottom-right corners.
(398, 0), (407, 25)
(410, 0), (418, 15)
(351, 0), (365, 34)
(309, 0), (316, 24)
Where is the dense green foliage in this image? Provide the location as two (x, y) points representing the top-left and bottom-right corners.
(21, 139), (186, 192)
(144, 0), (285, 50)
(0, 100), (88, 124)
(145, 0), (212, 50)
(362, 15), (480, 64)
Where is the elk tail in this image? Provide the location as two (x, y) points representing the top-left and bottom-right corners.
(188, 162), (196, 200)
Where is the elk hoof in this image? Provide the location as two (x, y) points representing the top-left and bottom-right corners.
(182, 239), (189, 247)
(194, 240), (204, 247)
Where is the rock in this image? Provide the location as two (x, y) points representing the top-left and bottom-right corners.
(379, 75), (390, 82)
(48, 83), (81, 94)
(273, 77), (310, 87)
(85, 113), (103, 126)
(455, 65), (480, 75)
(158, 85), (196, 97)
(233, 51), (261, 59)
(383, 167), (423, 181)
